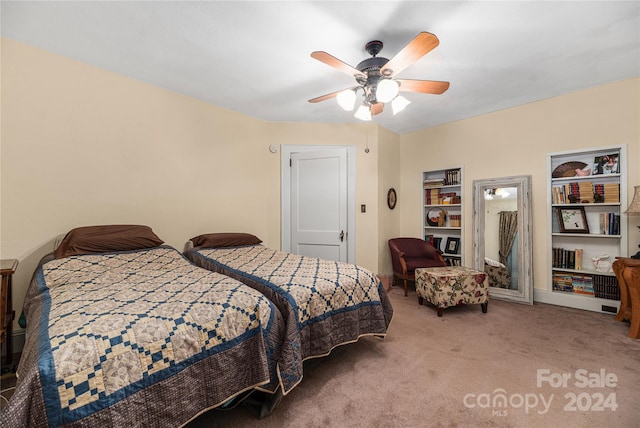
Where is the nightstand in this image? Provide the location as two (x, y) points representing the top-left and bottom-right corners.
(1, 259), (18, 367)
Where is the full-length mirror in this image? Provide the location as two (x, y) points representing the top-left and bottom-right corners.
(473, 175), (533, 304)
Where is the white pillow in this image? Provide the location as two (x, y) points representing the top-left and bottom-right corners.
(485, 258), (506, 268)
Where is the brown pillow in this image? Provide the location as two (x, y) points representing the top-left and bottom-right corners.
(54, 225), (164, 259)
(190, 233), (262, 248)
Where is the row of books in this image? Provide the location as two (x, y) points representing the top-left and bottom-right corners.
(443, 169), (461, 185)
(551, 182), (619, 204)
(594, 183), (620, 203)
(552, 272), (594, 295)
(552, 247), (583, 270)
(423, 169), (461, 187)
(449, 214), (462, 227)
(424, 189), (458, 205)
(445, 257), (462, 266)
(553, 272), (620, 300)
(593, 274), (620, 300)
(598, 213), (620, 235)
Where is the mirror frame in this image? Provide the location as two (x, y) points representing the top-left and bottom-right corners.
(473, 175), (533, 304)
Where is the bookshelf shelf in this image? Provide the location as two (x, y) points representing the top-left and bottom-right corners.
(424, 203), (461, 208)
(423, 167), (463, 266)
(552, 173), (621, 182)
(551, 233), (621, 238)
(545, 145), (628, 313)
(552, 203), (621, 207)
(552, 267), (616, 277)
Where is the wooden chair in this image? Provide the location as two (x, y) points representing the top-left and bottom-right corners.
(612, 257), (640, 339)
(388, 238), (446, 296)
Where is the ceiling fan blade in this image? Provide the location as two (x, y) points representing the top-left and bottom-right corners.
(308, 87), (354, 103)
(380, 32), (440, 77)
(396, 79), (450, 94)
(370, 102), (384, 116)
(311, 51), (364, 79)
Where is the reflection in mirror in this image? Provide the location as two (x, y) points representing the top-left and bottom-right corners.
(473, 176), (533, 304)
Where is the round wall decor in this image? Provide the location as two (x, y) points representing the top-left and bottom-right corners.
(387, 188), (397, 209)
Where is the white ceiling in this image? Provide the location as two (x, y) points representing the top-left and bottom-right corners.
(2, 1), (639, 134)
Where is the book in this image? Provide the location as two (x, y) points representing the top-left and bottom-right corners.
(433, 237), (442, 251)
(575, 248), (583, 270)
(424, 178), (445, 188)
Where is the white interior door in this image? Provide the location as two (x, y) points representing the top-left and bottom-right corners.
(290, 149), (347, 261)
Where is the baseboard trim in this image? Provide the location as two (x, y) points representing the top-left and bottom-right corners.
(534, 289), (620, 314)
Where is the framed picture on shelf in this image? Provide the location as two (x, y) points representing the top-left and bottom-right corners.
(592, 153), (619, 175)
(445, 237), (460, 254)
(556, 207), (590, 233)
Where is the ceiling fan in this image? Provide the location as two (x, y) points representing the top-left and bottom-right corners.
(308, 32), (450, 120)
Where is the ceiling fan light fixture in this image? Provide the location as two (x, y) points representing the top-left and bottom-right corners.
(376, 79), (399, 103)
(495, 188), (510, 198)
(391, 95), (411, 115)
(354, 104), (372, 121)
(336, 89), (357, 111)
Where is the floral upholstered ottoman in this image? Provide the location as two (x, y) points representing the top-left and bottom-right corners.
(415, 266), (489, 317)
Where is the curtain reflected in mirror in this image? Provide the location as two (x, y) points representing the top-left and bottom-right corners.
(483, 188), (518, 289)
(474, 176), (533, 304)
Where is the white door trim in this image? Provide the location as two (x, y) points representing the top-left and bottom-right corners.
(281, 145), (356, 263)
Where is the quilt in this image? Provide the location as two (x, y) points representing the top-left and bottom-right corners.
(185, 244), (394, 394)
(0, 246), (287, 427)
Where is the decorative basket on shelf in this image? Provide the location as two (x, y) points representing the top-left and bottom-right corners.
(551, 161), (589, 178)
(427, 208), (448, 227)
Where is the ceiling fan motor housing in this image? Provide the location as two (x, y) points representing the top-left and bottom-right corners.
(356, 57), (389, 104)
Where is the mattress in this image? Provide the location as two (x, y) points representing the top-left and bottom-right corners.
(0, 246), (288, 427)
(185, 244), (394, 394)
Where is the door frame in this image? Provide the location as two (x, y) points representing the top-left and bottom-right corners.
(281, 145), (356, 263)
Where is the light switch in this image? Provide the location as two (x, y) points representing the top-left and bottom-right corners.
(361, 204), (366, 213)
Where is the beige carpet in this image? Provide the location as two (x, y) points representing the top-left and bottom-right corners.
(188, 286), (640, 427)
(2, 287), (638, 426)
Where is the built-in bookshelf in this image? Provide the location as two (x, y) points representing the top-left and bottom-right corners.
(544, 146), (627, 313)
(423, 167), (463, 266)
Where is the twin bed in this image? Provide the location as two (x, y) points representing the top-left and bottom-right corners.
(0, 226), (393, 427)
(184, 233), (394, 394)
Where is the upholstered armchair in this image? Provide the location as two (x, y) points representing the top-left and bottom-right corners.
(388, 237), (447, 296)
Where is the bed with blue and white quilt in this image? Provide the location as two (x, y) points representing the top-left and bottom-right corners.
(184, 233), (394, 394)
(0, 226), (288, 427)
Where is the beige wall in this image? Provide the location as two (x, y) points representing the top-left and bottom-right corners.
(1, 37), (638, 338)
(0, 39), (384, 336)
(263, 122), (385, 271)
(399, 78), (640, 291)
(377, 126), (401, 275)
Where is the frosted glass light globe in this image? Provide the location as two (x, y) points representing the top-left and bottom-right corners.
(377, 79), (399, 103)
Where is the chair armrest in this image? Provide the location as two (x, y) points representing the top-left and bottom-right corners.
(398, 251), (409, 275)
